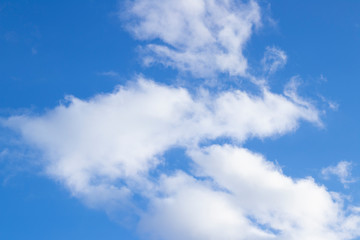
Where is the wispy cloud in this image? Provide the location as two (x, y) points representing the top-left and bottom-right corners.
(318, 94), (339, 111)
(261, 46), (287, 74)
(322, 161), (355, 187)
(98, 71), (120, 78)
(4, 31), (18, 43)
(319, 74), (328, 82)
(31, 47), (37, 55)
(0, 148), (8, 159)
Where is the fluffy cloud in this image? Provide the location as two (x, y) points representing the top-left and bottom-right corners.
(140, 146), (360, 240)
(4, 78), (360, 239)
(186, 146), (360, 240)
(125, 0), (261, 77)
(139, 171), (276, 240)
(3, 0), (360, 239)
(3, 78), (318, 205)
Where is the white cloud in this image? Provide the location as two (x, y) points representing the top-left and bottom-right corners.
(187, 146), (360, 240)
(3, 78), (319, 207)
(262, 46), (287, 74)
(139, 145), (360, 239)
(5, 78), (360, 239)
(283, 76), (318, 112)
(125, 0), (261, 77)
(139, 171), (276, 240)
(322, 161), (355, 186)
(2, 0), (359, 239)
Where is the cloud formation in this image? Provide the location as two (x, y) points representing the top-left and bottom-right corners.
(3, 0), (360, 239)
(4, 78), (360, 239)
(125, 0), (261, 77)
(322, 161), (355, 186)
(4, 78), (318, 205)
(141, 146), (360, 240)
(262, 46), (287, 74)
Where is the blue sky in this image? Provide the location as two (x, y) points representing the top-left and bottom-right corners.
(1, 1), (360, 239)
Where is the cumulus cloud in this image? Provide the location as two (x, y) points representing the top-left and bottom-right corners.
(139, 170), (276, 240)
(3, 78), (319, 205)
(141, 146), (360, 240)
(3, 0), (360, 239)
(322, 161), (355, 186)
(4, 78), (360, 239)
(125, 0), (261, 77)
(185, 146), (360, 240)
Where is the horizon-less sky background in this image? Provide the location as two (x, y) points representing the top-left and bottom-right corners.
(1, 1), (360, 239)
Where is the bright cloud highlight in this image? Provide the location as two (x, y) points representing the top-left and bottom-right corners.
(125, 0), (261, 77)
